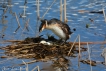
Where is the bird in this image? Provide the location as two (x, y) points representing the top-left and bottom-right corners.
(39, 18), (73, 42)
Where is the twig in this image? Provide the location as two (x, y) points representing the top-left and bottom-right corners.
(0, 57), (13, 64)
(69, 41), (106, 45)
(64, 0), (67, 23)
(87, 43), (93, 71)
(26, 18), (30, 31)
(37, 0), (40, 18)
(23, 5), (26, 17)
(60, 0), (63, 21)
(14, 26), (20, 33)
(3, 40), (23, 43)
(14, 12), (21, 33)
(35, 0), (40, 37)
(3, 39), (106, 45)
(22, 18), (30, 32)
(68, 35), (79, 56)
(78, 35), (81, 67)
(101, 48), (106, 65)
(22, 60), (29, 71)
(9, 60), (37, 68)
(13, 60), (37, 67)
(23, 18), (35, 34)
(17, 43), (38, 46)
(42, 0), (56, 18)
(32, 66), (40, 71)
(103, 8), (106, 22)
(28, 24), (36, 34)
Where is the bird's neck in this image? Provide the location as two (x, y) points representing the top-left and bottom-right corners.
(45, 24), (53, 30)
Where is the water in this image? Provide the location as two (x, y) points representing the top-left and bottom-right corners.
(0, 0), (106, 71)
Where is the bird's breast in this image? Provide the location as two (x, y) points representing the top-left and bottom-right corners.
(46, 25), (66, 40)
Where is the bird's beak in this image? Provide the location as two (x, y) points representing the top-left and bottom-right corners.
(39, 24), (45, 32)
(39, 27), (44, 32)
(39, 19), (47, 32)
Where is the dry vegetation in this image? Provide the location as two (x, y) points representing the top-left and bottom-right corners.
(1, 36), (87, 60)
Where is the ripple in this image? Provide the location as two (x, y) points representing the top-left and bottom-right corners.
(14, 3), (19, 5)
(95, 20), (101, 22)
(70, 6), (78, 9)
(67, 15), (71, 18)
(26, 13), (32, 15)
(82, 16), (87, 18)
(19, 6), (29, 8)
(89, 26), (97, 29)
(97, 29), (102, 30)
(79, 0), (87, 4)
(72, 13), (78, 16)
(88, 13), (95, 15)
(7, 5), (14, 7)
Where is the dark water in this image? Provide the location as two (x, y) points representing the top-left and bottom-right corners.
(0, 0), (106, 71)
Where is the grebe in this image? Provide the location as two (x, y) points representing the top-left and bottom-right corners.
(39, 18), (73, 41)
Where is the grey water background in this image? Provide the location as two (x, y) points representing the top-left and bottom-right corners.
(0, 0), (106, 71)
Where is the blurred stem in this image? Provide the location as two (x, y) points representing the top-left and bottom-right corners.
(103, 8), (106, 22)
(60, 0), (63, 21)
(78, 35), (81, 67)
(42, 0), (56, 18)
(87, 43), (92, 71)
(36, 0), (40, 37)
(64, 0), (66, 23)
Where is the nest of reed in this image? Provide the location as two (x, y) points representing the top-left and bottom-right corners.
(1, 36), (87, 60)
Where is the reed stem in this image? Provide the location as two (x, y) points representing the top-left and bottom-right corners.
(42, 0), (56, 18)
(103, 8), (106, 22)
(78, 35), (81, 67)
(14, 12), (21, 33)
(60, 0), (63, 21)
(35, 0), (40, 37)
(64, 0), (66, 23)
(68, 35), (79, 56)
(87, 43), (92, 71)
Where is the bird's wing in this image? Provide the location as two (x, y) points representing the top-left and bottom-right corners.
(61, 24), (73, 35)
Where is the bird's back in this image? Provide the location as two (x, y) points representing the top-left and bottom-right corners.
(48, 18), (64, 25)
(48, 18), (72, 35)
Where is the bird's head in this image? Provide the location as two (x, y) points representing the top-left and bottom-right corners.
(39, 19), (48, 32)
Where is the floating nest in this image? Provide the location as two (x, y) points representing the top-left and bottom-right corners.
(1, 36), (87, 60)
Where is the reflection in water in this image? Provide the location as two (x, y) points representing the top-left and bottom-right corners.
(0, 0), (30, 35)
(52, 57), (70, 71)
(1, 16), (8, 24)
(0, 0), (8, 38)
(0, 26), (7, 38)
(22, 18), (29, 32)
(0, 1), (8, 24)
(19, 0), (28, 18)
(42, 57), (71, 71)
(7, 0), (15, 16)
